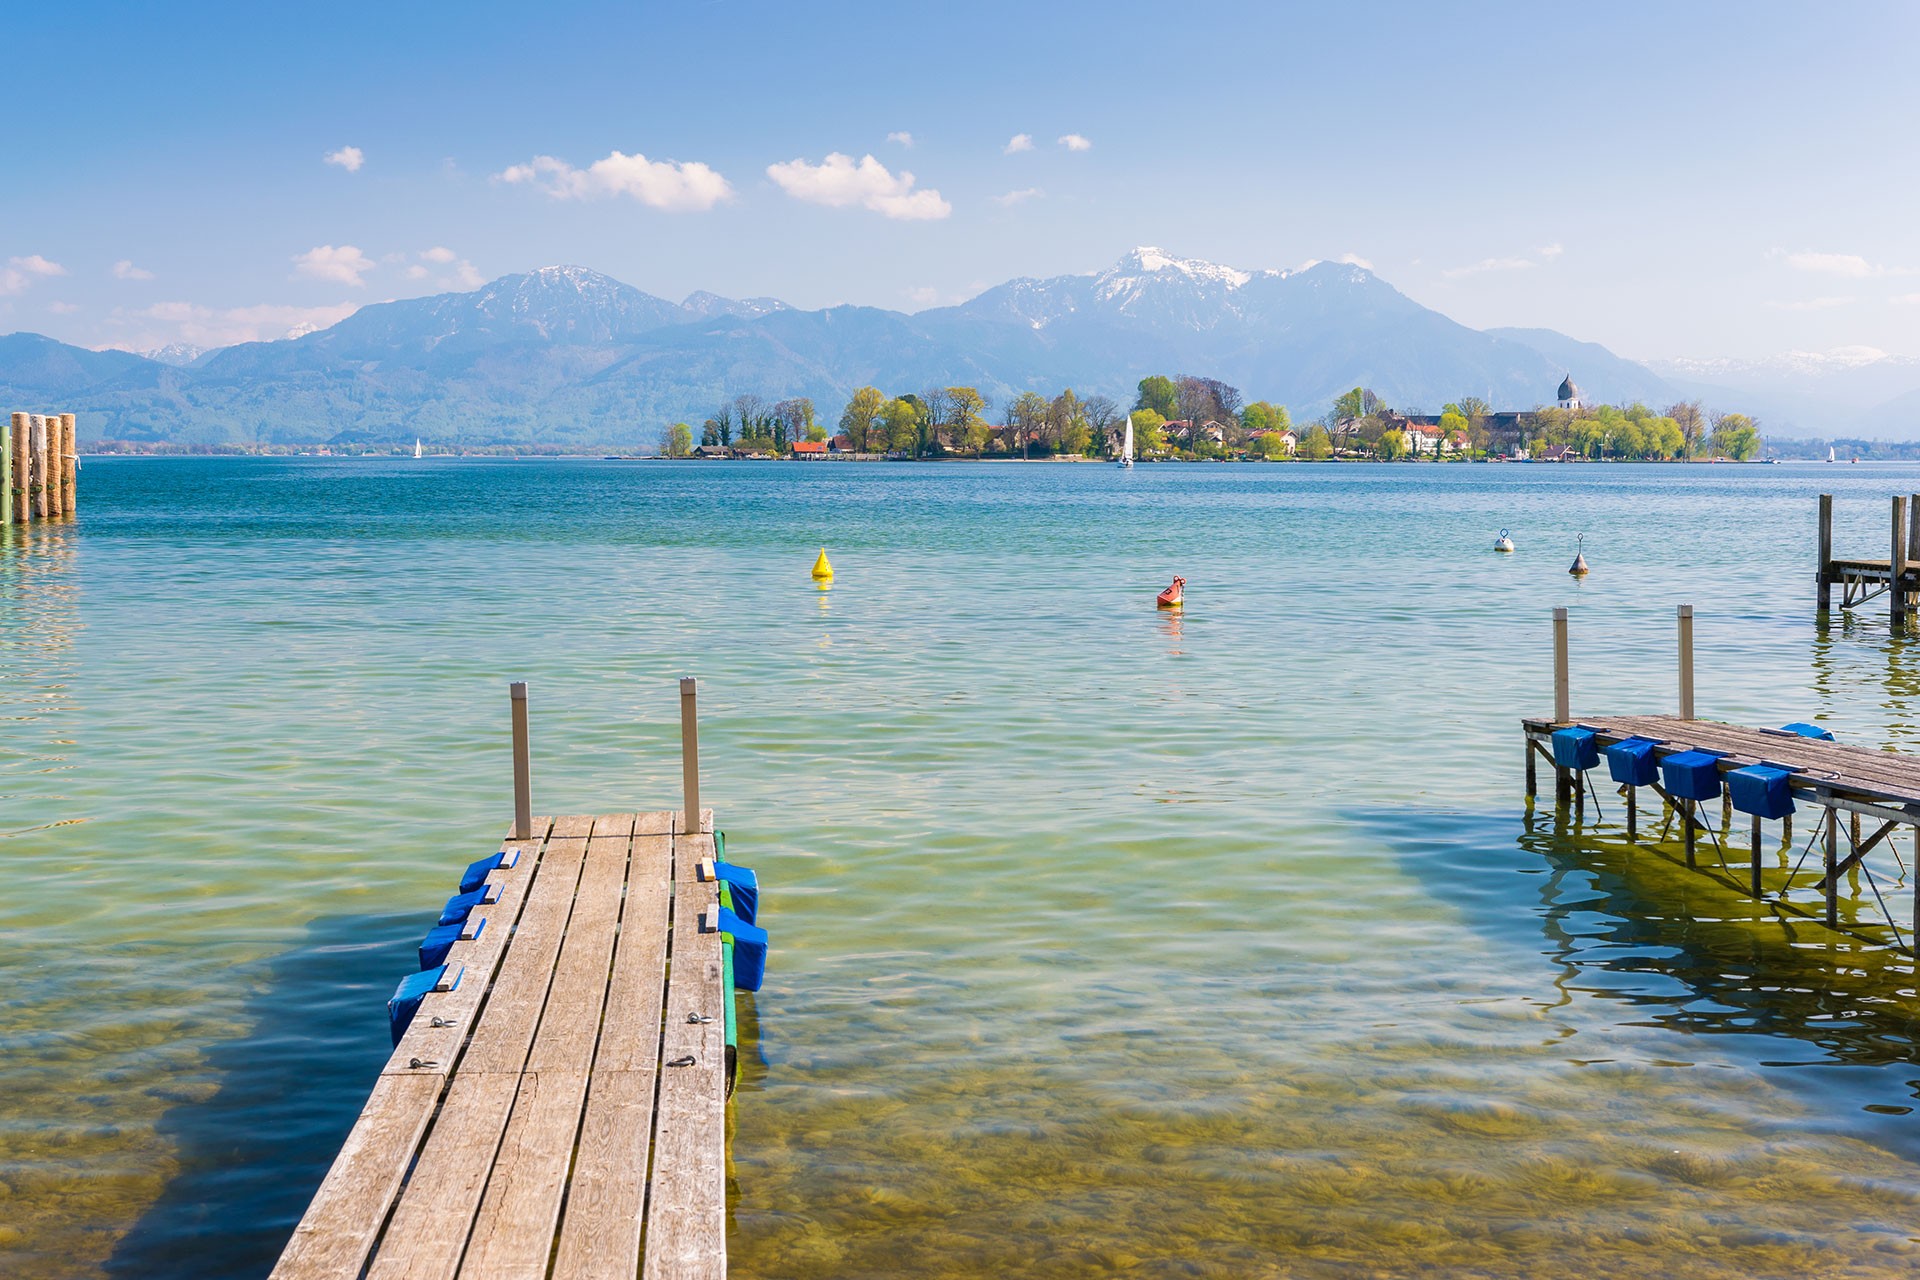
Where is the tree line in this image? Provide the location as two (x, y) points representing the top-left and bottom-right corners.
(657, 375), (1762, 461)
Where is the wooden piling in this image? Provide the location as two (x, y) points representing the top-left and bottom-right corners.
(1677, 604), (1694, 720)
(1825, 805), (1839, 928)
(8, 413), (25, 524)
(1894, 496), (1909, 626)
(509, 681), (532, 840)
(1751, 813), (1763, 897)
(45, 414), (64, 518)
(1684, 798), (1697, 868)
(30, 416), (48, 519)
(1, 413), (11, 527)
(1553, 607), (1570, 723)
(1626, 786), (1637, 841)
(1817, 493), (1833, 610)
(59, 414), (75, 514)
(680, 677), (702, 834)
(1524, 742), (1536, 800)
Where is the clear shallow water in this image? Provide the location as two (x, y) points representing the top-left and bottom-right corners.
(6, 458), (1920, 1277)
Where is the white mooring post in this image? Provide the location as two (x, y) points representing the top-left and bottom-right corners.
(1552, 607), (1570, 724)
(510, 681), (532, 840)
(1677, 604), (1695, 720)
(680, 676), (702, 834)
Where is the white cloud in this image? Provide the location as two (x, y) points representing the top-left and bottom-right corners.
(1004, 133), (1034, 154)
(420, 245), (458, 264)
(292, 244), (376, 287)
(1443, 254), (1538, 279)
(1767, 296), (1855, 311)
(992, 187), (1043, 207)
(905, 286), (941, 307)
(450, 259), (483, 288)
(1892, 293), (1920, 306)
(764, 152), (951, 220)
(495, 150), (732, 211)
(0, 254), (66, 295)
(887, 131), (914, 148)
(113, 259), (155, 280)
(107, 300), (362, 349)
(1336, 252), (1374, 270)
(325, 146), (365, 173)
(1538, 242), (1565, 260)
(1779, 250), (1876, 278)
(405, 264), (429, 280)
(1058, 133), (1092, 151)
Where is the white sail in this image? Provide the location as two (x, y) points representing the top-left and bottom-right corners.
(414, 438), (423, 459)
(1118, 413), (1135, 468)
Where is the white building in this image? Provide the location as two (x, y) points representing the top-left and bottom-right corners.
(1557, 375), (1583, 411)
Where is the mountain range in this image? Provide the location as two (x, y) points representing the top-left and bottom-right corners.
(2, 248), (1913, 446)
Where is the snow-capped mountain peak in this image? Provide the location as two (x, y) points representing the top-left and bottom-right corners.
(1115, 246), (1254, 289)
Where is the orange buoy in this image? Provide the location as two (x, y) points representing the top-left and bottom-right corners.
(1156, 576), (1186, 609)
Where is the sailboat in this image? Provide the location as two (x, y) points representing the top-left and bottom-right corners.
(414, 438), (424, 459)
(1117, 413), (1135, 469)
(1828, 445), (1836, 463)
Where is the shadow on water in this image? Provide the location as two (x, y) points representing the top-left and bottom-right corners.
(1355, 802), (1920, 1155)
(104, 910), (417, 1280)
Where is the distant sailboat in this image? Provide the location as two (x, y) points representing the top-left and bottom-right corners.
(414, 438), (424, 459)
(1118, 413), (1135, 469)
(1828, 445), (1836, 463)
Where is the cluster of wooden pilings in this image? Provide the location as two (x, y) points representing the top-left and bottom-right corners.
(4, 412), (79, 526)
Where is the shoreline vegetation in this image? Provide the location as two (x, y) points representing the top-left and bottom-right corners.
(79, 372), (1873, 462)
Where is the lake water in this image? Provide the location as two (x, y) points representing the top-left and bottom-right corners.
(6, 457), (1920, 1278)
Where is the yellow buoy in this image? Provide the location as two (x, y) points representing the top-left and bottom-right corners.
(811, 548), (834, 581)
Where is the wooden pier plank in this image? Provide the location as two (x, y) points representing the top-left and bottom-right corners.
(458, 834), (591, 1074)
(642, 827), (728, 1280)
(549, 819), (674, 1278)
(458, 821), (635, 1278)
(361, 1072), (522, 1280)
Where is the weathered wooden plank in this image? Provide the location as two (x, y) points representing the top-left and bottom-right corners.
(549, 825), (673, 1278)
(458, 836), (591, 1074)
(362, 1073), (522, 1280)
(635, 809), (673, 836)
(456, 824), (634, 1277)
(641, 829), (727, 1280)
(268, 1073), (444, 1280)
(551, 1070), (658, 1280)
(385, 821), (553, 1077)
(1525, 715), (1920, 801)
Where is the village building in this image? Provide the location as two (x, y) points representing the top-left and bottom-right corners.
(789, 439), (827, 459)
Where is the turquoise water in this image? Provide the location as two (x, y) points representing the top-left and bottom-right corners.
(6, 458), (1920, 1277)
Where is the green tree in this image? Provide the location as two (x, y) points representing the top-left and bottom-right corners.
(1669, 400), (1706, 458)
(1257, 428), (1292, 460)
(1375, 429), (1409, 461)
(1710, 412), (1760, 460)
(1299, 424), (1333, 460)
(840, 386), (885, 452)
(1438, 410), (1470, 455)
(1135, 374), (1178, 420)
(883, 397), (923, 455)
(1242, 401), (1291, 436)
(1051, 388), (1091, 455)
(661, 422), (693, 458)
(1007, 391), (1050, 456)
(947, 386), (989, 454)
(1331, 387), (1366, 423)
(1131, 408), (1167, 455)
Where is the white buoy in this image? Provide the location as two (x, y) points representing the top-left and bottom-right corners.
(1494, 528), (1514, 553)
(1569, 534), (1590, 577)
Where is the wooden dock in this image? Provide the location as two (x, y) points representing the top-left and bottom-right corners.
(1527, 607), (1920, 949)
(272, 680), (746, 1279)
(1816, 491), (1920, 620)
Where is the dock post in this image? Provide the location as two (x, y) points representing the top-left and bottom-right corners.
(45, 414), (63, 518)
(1684, 799), (1697, 868)
(1817, 494), (1833, 611)
(680, 676), (702, 834)
(1626, 786), (1637, 841)
(1, 413), (11, 527)
(509, 681), (532, 841)
(1825, 805), (1838, 928)
(1552, 608), (1571, 808)
(60, 414), (75, 514)
(1751, 814), (1763, 897)
(1895, 496), (1910, 627)
(1677, 604), (1694, 720)
(30, 416), (48, 519)
(1524, 741), (1536, 801)
(8, 413), (25, 524)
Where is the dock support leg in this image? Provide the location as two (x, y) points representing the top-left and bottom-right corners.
(1575, 771), (1585, 823)
(509, 681), (532, 841)
(1751, 814), (1764, 897)
(1894, 496), (1909, 628)
(1525, 740), (1537, 801)
(1826, 806), (1839, 929)
(1722, 791), (1732, 844)
(1555, 766), (1571, 811)
(1684, 799), (1697, 868)
(1818, 493), (1833, 612)
(680, 676), (702, 834)
(1627, 786), (1637, 841)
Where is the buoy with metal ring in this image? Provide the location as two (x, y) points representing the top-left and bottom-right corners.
(1494, 528), (1514, 553)
(1569, 535), (1589, 577)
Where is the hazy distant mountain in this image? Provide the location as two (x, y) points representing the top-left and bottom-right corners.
(1, 251), (1690, 448)
(1646, 348), (1920, 439)
(137, 342), (215, 367)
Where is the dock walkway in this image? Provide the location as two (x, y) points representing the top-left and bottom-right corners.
(270, 808), (728, 1280)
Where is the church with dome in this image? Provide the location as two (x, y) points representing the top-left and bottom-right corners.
(1556, 375), (1583, 411)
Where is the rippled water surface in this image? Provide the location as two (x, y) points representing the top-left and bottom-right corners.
(8, 458), (1920, 1277)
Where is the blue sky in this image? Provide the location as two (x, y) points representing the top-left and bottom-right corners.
(6, 0), (1920, 361)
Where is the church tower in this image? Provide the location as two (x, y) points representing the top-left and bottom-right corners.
(1557, 374), (1582, 411)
